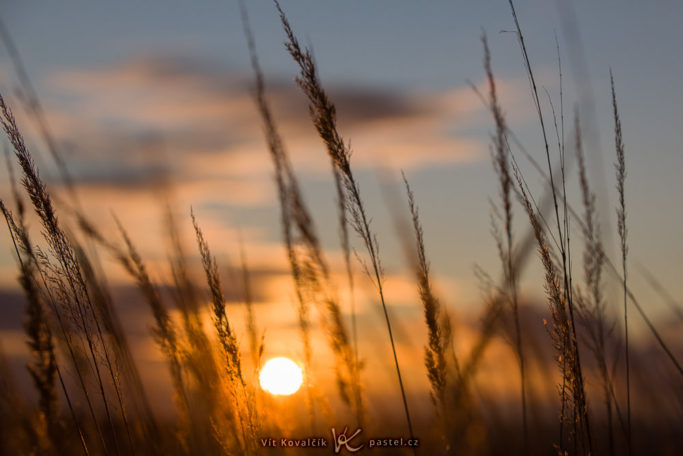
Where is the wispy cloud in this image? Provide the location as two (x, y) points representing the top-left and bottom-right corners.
(0, 52), (533, 298)
(42, 54), (512, 187)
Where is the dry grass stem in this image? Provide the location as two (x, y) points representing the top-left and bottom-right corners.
(611, 71), (631, 454)
(273, 0), (408, 436)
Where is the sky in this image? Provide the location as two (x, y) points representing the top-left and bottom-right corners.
(0, 0), (682, 401)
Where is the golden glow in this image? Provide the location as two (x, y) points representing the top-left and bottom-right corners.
(259, 357), (303, 396)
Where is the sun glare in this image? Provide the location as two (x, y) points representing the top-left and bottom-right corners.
(259, 357), (303, 396)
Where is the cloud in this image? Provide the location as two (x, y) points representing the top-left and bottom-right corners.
(40, 54), (497, 187)
(0, 52), (531, 313)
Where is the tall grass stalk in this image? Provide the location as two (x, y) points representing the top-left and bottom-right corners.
(165, 205), (217, 393)
(402, 173), (459, 451)
(482, 85), (683, 380)
(0, 34), (139, 447)
(191, 210), (253, 454)
(512, 163), (573, 452)
(2, 201), (68, 452)
(273, 0), (410, 436)
(165, 205), (225, 452)
(7, 209), (105, 453)
(240, 0), (363, 424)
(235, 5), (313, 429)
(1, 28), (145, 450)
(333, 164), (360, 385)
(481, 34), (528, 450)
(113, 217), (193, 451)
(574, 110), (615, 455)
(610, 71), (631, 454)
(506, 2), (592, 451)
(191, 211), (244, 385)
(0, 92), (129, 455)
(76, 239), (160, 451)
(402, 173), (450, 407)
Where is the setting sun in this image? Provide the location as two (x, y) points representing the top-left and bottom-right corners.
(259, 357), (303, 396)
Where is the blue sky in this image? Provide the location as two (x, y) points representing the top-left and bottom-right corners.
(1, 0), (682, 344)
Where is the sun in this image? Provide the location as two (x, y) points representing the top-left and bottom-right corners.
(259, 357), (303, 396)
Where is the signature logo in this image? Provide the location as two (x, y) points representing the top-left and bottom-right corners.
(331, 427), (364, 454)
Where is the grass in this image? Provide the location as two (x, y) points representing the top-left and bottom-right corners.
(482, 33), (528, 451)
(611, 70), (631, 455)
(0, 1), (682, 455)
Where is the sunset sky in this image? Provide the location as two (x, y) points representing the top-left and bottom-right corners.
(1, 0), (682, 393)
